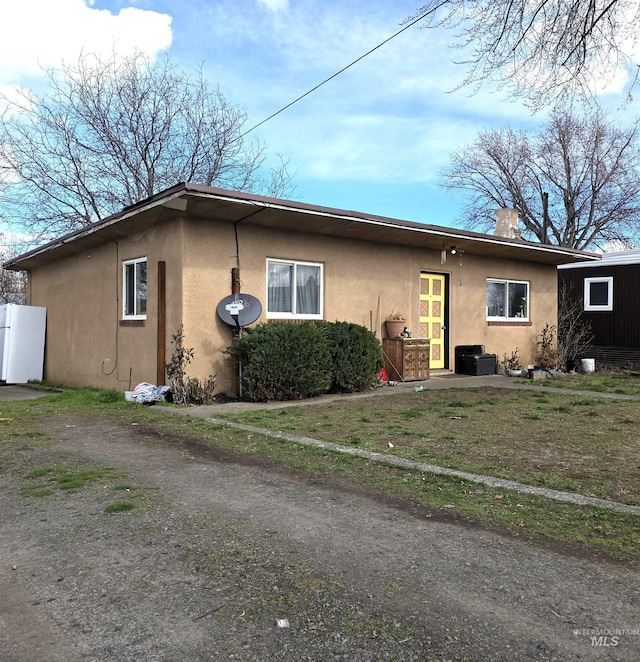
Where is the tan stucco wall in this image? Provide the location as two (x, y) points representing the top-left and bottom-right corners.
(29, 221), (185, 390)
(179, 219), (237, 389)
(449, 254), (557, 366)
(180, 219), (558, 392)
(27, 214), (558, 393)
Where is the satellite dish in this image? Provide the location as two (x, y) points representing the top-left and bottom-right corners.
(216, 293), (262, 327)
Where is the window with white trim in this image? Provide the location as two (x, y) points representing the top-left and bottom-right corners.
(267, 258), (323, 319)
(123, 258), (147, 319)
(584, 276), (613, 311)
(486, 279), (529, 320)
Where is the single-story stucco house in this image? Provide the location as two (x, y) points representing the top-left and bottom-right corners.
(5, 184), (598, 393)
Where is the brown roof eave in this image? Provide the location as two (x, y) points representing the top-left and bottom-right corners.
(3, 184), (190, 271)
(4, 183), (601, 270)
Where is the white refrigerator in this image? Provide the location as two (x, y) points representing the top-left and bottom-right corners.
(0, 304), (47, 383)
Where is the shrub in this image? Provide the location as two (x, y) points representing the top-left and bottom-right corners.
(557, 281), (594, 369)
(166, 325), (217, 405)
(535, 323), (560, 369)
(501, 347), (521, 373)
(316, 321), (383, 393)
(228, 322), (332, 402)
(228, 321), (383, 402)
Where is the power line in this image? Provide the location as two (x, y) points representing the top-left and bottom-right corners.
(238, 4), (445, 139)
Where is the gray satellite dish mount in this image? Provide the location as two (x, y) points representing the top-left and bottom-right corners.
(216, 293), (262, 328)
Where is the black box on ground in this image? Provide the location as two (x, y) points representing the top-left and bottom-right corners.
(455, 345), (497, 375)
(459, 353), (497, 376)
(455, 345), (484, 374)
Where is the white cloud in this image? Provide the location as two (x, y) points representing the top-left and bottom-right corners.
(0, 0), (172, 86)
(0, 229), (36, 253)
(256, 0), (289, 11)
(209, 2), (537, 189)
(263, 108), (482, 187)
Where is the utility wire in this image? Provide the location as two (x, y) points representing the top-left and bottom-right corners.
(238, 4), (446, 139)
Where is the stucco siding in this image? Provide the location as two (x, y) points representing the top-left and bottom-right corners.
(179, 219), (237, 390)
(177, 220), (558, 392)
(28, 220), (185, 389)
(23, 207), (560, 393)
(29, 240), (120, 387)
(461, 255), (558, 367)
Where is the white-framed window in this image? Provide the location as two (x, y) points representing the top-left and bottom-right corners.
(584, 276), (613, 311)
(486, 279), (529, 320)
(123, 257), (147, 319)
(267, 258), (323, 319)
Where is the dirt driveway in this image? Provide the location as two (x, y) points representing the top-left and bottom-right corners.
(1, 407), (639, 661)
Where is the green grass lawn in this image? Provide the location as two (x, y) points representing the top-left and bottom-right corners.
(542, 369), (640, 396)
(215, 386), (640, 506)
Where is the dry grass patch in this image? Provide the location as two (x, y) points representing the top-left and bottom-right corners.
(217, 387), (640, 505)
(544, 370), (640, 396)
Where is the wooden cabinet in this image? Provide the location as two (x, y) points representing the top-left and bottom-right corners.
(383, 338), (430, 381)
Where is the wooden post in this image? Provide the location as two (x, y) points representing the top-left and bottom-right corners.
(232, 267), (241, 295)
(230, 267), (240, 395)
(157, 261), (166, 386)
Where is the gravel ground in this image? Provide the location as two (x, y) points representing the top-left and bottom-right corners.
(1, 408), (639, 661)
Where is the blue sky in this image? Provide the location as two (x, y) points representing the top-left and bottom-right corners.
(0, 0), (635, 241)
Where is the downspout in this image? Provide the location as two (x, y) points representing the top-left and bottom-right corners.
(156, 261), (166, 386)
(230, 204), (268, 397)
(233, 205), (268, 270)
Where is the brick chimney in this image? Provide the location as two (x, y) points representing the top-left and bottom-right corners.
(494, 208), (521, 239)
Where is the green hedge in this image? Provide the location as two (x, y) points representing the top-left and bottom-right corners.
(227, 322), (332, 402)
(227, 321), (383, 402)
(315, 320), (383, 393)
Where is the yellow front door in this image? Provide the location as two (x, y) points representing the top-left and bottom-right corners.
(419, 273), (446, 369)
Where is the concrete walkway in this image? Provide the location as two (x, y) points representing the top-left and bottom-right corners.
(157, 372), (640, 516)
(0, 384), (59, 401)
(162, 371), (640, 417)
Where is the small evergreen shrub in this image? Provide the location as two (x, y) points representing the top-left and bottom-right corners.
(227, 320), (383, 401)
(317, 321), (383, 393)
(228, 322), (332, 402)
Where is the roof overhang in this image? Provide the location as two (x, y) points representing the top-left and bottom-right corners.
(559, 248), (640, 269)
(5, 183), (601, 271)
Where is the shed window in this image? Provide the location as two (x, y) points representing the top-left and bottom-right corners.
(123, 258), (147, 319)
(267, 259), (322, 319)
(486, 279), (529, 320)
(584, 276), (613, 311)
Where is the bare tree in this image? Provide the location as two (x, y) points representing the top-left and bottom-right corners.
(0, 268), (26, 304)
(0, 52), (294, 241)
(0, 234), (27, 304)
(557, 281), (594, 369)
(443, 105), (640, 249)
(408, 1), (640, 109)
